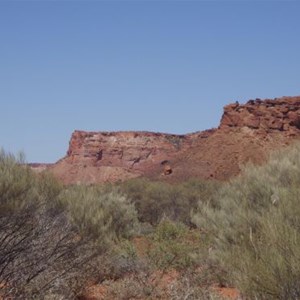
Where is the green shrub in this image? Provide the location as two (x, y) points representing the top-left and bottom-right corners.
(192, 142), (300, 299)
(59, 186), (139, 242)
(0, 151), (102, 299)
(0, 150), (38, 211)
(121, 178), (221, 225)
(147, 219), (202, 270)
(0, 149), (62, 212)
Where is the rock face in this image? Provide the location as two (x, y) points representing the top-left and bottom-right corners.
(49, 96), (300, 184)
(220, 97), (300, 134)
(51, 131), (192, 184)
(66, 131), (189, 169)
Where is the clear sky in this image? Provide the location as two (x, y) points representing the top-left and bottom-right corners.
(1, 1), (299, 163)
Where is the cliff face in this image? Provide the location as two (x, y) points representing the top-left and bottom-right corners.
(51, 131), (194, 184)
(66, 131), (189, 169)
(50, 96), (300, 184)
(220, 97), (300, 134)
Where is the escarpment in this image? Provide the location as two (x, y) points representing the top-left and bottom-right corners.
(51, 131), (192, 184)
(66, 131), (189, 169)
(48, 96), (300, 184)
(220, 97), (300, 134)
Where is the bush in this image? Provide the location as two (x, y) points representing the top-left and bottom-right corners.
(0, 151), (102, 299)
(59, 186), (139, 243)
(103, 269), (224, 300)
(192, 142), (300, 299)
(121, 178), (221, 225)
(147, 218), (203, 271)
(0, 150), (39, 211)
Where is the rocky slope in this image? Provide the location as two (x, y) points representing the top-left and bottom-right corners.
(49, 96), (300, 184)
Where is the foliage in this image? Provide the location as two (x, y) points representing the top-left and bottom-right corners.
(192, 142), (300, 299)
(147, 218), (202, 271)
(0, 151), (102, 299)
(0, 150), (39, 211)
(120, 178), (221, 225)
(59, 186), (139, 243)
(7, 141), (300, 299)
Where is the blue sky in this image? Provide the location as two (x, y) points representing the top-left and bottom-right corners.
(1, 1), (299, 163)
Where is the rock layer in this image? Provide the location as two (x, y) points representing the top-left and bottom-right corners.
(51, 131), (192, 184)
(66, 131), (189, 169)
(49, 96), (300, 184)
(220, 97), (300, 134)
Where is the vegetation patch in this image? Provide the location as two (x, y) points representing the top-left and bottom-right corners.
(192, 142), (300, 299)
(3, 142), (300, 299)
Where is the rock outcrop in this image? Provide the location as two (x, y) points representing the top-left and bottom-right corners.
(220, 97), (300, 135)
(48, 96), (300, 184)
(66, 131), (189, 169)
(51, 131), (192, 184)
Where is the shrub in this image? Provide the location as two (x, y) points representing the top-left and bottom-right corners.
(192, 142), (300, 299)
(103, 270), (224, 300)
(121, 178), (221, 225)
(59, 186), (139, 243)
(104, 276), (149, 299)
(147, 218), (202, 271)
(0, 151), (102, 299)
(0, 150), (38, 211)
(103, 239), (150, 280)
(167, 273), (225, 300)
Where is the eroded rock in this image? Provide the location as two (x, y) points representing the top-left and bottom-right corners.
(47, 96), (300, 184)
(220, 96), (300, 133)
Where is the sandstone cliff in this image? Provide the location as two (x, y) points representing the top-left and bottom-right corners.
(51, 131), (192, 184)
(49, 96), (300, 184)
(220, 97), (300, 133)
